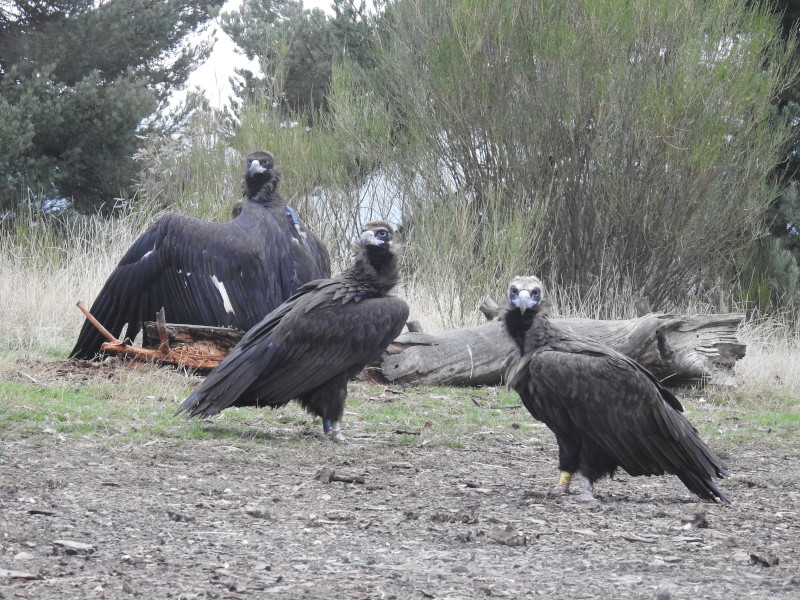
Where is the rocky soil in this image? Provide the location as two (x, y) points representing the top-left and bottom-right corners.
(1, 361), (799, 599)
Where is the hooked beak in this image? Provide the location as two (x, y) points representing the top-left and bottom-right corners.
(514, 290), (538, 314)
(360, 229), (383, 247)
(249, 159), (267, 175)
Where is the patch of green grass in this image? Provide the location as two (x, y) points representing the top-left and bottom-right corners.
(0, 372), (196, 443)
(680, 385), (800, 448)
(343, 385), (530, 448)
(2, 352), (799, 456)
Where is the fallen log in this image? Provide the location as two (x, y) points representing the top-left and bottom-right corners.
(373, 310), (746, 388)
(77, 302), (746, 387)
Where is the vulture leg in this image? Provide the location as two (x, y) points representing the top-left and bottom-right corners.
(299, 372), (349, 442)
(323, 419), (345, 443)
(548, 470), (574, 498)
(543, 436), (581, 497)
(576, 478), (597, 502)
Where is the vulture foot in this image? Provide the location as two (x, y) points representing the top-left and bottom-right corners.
(575, 480), (596, 502)
(323, 420), (345, 443)
(326, 430), (346, 443)
(545, 484), (570, 499)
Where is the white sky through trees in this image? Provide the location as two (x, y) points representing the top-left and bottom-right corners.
(182, 0), (333, 110)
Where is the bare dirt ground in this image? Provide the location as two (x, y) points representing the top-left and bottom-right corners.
(2, 360), (800, 599)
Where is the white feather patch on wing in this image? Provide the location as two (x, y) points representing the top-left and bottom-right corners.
(139, 246), (156, 262)
(210, 275), (235, 315)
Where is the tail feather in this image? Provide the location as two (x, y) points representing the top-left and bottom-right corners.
(676, 469), (730, 504)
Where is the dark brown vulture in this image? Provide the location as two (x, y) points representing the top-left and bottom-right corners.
(70, 151), (330, 360)
(175, 220), (408, 440)
(501, 275), (729, 503)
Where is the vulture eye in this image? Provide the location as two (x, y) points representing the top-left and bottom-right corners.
(532, 288), (541, 297)
(509, 286), (518, 298)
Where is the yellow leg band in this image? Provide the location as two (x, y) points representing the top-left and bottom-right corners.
(558, 471), (572, 488)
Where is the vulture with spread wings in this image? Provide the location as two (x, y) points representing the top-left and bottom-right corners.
(502, 276), (729, 503)
(176, 220), (408, 440)
(70, 151), (330, 360)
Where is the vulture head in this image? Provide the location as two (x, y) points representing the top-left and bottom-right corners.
(355, 220), (401, 293)
(360, 221), (394, 249)
(243, 150), (282, 199)
(507, 275), (544, 315)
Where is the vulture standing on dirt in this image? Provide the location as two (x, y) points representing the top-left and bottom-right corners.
(70, 151), (330, 360)
(501, 275), (730, 503)
(176, 220), (408, 440)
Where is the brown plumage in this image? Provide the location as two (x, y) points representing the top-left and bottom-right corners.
(501, 275), (729, 503)
(175, 220), (409, 440)
(70, 150), (330, 360)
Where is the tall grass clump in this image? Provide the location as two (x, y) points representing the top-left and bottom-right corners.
(0, 205), (157, 355)
(134, 110), (247, 222)
(736, 311), (800, 394)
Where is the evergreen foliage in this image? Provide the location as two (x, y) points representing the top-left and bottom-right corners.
(220, 0), (377, 114)
(0, 0), (223, 216)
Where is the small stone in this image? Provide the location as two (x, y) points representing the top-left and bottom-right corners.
(655, 582), (677, 600)
(723, 536), (739, 547)
(13, 552), (35, 561)
(53, 540), (95, 555)
(488, 524), (528, 547)
(750, 553), (779, 567)
(388, 462), (415, 470)
(166, 510), (195, 523)
(243, 506), (272, 520)
(315, 467), (335, 484)
(0, 568), (41, 580)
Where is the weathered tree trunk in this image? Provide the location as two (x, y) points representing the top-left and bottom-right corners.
(371, 312), (746, 388)
(86, 304), (746, 387)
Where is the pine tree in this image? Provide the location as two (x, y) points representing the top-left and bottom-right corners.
(0, 0), (223, 215)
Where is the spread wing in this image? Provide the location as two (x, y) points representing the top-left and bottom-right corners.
(284, 206), (331, 287)
(176, 280), (409, 418)
(70, 210), (294, 359)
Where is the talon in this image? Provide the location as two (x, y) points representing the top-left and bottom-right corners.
(546, 484), (570, 499)
(327, 430), (346, 443)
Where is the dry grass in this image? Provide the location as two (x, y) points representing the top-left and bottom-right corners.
(735, 314), (800, 394)
(2, 214), (800, 402)
(0, 211), (152, 355)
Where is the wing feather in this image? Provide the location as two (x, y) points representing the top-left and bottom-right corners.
(176, 280), (408, 419)
(70, 207), (307, 359)
(523, 345), (721, 479)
